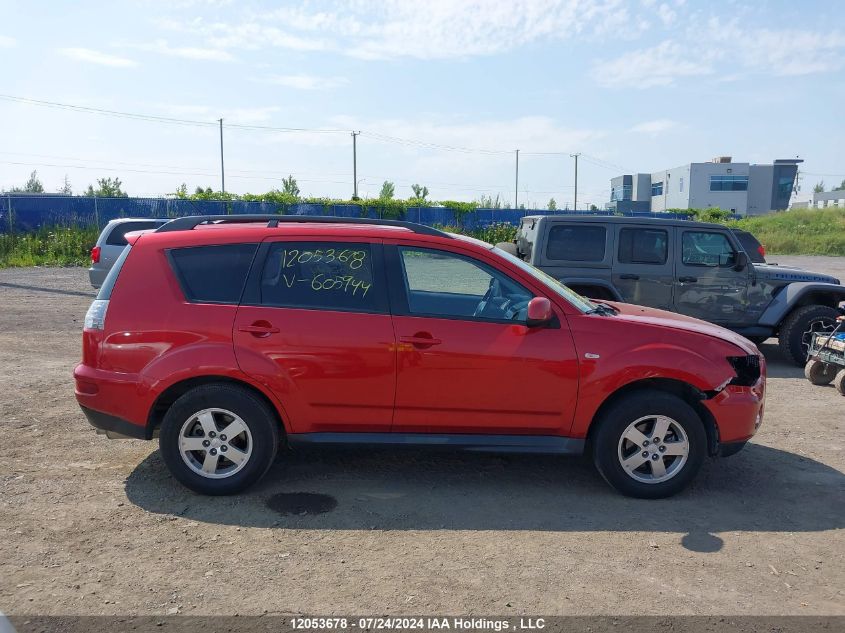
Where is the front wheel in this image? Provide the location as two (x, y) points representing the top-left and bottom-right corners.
(592, 390), (707, 499)
(159, 384), (280, 495)
(778, 305), (840, 366)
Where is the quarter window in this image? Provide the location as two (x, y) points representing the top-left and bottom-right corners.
(169, 244), (257, 304)
(618, 228), (668, 265)
(398, 247), (532, 322)
(681, 232), (736, 267)
(258, 242), (383, 313)
(546, 225), (606, 261)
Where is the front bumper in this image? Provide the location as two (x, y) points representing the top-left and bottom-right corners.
(705, 380), (766, 446)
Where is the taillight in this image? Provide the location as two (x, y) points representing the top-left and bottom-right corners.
(91, 246), (101, 264)
(758, 244), (766, 259)
(84, 300), (109, 330)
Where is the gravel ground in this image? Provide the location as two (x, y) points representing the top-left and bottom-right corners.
(1, 257), (843, 617)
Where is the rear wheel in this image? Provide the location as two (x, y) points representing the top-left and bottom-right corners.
(778, 305), (839, 366)
(159, 384), (280, 495)
(592, 390), (706, 499)
(834, 369), (845, 396)
(804, 358), (837, 385)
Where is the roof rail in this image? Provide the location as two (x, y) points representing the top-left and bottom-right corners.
(155, 214), (452, 238)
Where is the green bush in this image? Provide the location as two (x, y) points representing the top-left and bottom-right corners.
(0, 226), (100, 267)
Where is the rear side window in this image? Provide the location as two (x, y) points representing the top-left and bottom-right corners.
(617, 228), (668, 264)
(546, 225), (606, 261)
(105, 221), (165, 246)
(169, 244), (258, 304)
(681, 231), (736, 267)
(258, 242), (384, 313)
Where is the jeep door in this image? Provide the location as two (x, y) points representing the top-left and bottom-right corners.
(385, 241), (579, 435)
(233, 238), (396, 433)
(611, 225), (674, 310)
(673, 229), (750, 325)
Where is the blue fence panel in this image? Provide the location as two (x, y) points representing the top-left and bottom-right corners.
(1, 195), (720, 234)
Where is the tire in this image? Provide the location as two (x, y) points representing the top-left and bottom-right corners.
(159, 383), (280, 495)
(834, 369), (845, 396)
(804, 358), (837, 386)
(495, 241), (519, 257)
(778, 305), (840, 366)
(592, 390), (707, 499)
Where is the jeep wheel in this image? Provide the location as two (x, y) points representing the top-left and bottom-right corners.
(778, 305), (839, 366)
(592, 390), (706, 499)
(159, 384), (280, 495)
(834, 369), (845, 396)
(804, 358), (837, 385)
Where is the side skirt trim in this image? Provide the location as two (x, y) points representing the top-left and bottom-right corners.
(287, 432), (585, 455)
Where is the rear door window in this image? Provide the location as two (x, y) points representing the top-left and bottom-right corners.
(169, 243), (258, 304)
(617, 228), (668, 264)
(257, 242), (386, 313)
(546, 225), (606, 261)
(105, 221), (166, 246)
(681, 231), (736, 267)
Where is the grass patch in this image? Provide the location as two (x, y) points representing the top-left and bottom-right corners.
(728, 208), (845, 256)
(0, 210), (842, 268)
(0, 226), (100, 267)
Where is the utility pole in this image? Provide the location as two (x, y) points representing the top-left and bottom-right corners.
(351, 131), (360, 200)
(570, 153), (580, 210)
(219, 118), (225, 194)
(514, 149), (520, 209)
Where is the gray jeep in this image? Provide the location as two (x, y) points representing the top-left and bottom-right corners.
(499, 215), (845, 365)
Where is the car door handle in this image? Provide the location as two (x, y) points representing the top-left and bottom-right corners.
(678, 276), (698, 283)
(399, 334), (442, 348)
(239, 322), (280, 336)
(619, 274), (640, 280)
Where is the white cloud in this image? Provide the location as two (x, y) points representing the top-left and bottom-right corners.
(138, 39), (234, 61)
(630, 119), (677, 134)
(254, 74), (349, 90)
(58, 47), (138, 68)
(594, 17), (845, 88)
(593, 40), (712, 88)
(157, 0), (646, 60)
(0, 35), (16, 48)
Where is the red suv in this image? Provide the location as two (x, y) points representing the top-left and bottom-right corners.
(74, 216), (766, 498)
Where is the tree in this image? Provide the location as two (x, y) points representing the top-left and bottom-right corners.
(85, 177), (128, 197)
(834, 179), (845, 191)
(174, 183), (188, 198)
(282, 174), (300, 197)
(547, 197), (557, 211)
(24, 170), (44, 193)
(813, 181), (825, 193)
(410, 184), (429, 201)
(379, 181), (395, 200)
(58, 174), (72, 195)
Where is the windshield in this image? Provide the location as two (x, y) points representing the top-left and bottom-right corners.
(492, 245), (597, 313)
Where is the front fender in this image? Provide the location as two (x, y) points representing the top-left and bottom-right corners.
(759, 283), (845, 326)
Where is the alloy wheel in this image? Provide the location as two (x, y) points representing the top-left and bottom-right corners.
(617, 415), (689, 484)
(178, 408), (253, 479)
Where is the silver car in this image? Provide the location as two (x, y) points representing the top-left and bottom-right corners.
(89, 218), (169, 288)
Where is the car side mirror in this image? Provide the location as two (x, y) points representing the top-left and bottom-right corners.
(526, 297), (553, 327)
(733, 251), (749, 271)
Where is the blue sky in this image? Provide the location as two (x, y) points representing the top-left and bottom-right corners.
(0, 0), (843, 207)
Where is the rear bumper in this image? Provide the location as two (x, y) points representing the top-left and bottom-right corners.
(704, 381), (765, 445)
(74, 362), (151, 439)
(88, 267), (107, 289)
(80, 405), (147, 439)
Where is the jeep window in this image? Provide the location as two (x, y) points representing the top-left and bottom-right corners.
(546, 225), (606, 261)
(105, 220), (167, 246)
(618, 228), (668, 265)
(681, 232), (736, 267)
(398, 247), (532, 322)
(259, 242), (383, 313)
(169, 243), (258, 304)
